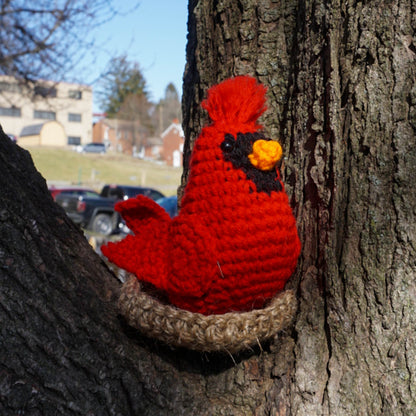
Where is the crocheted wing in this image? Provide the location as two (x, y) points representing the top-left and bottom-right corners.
(165, 214), (217, 301)
(101, 196), (171, 287)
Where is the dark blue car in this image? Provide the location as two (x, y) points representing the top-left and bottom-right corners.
(156, 196), (178, 218)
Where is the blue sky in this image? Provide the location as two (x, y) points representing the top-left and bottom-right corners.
(87, 1), (188, 111)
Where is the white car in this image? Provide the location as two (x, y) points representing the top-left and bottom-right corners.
(81, 143), (106, 154)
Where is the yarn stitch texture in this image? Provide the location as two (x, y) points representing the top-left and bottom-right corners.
(119, 275), (297, 353)
(102, 75), (301, 316)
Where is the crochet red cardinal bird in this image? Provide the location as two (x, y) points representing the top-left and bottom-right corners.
(102, 75), (301, 315)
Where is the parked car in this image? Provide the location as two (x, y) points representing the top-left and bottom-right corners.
(55, 192), (120, 236)
(100, 184), (164, 201)
(156, 196), (178, 218)
(81, 143), (106, 154)
(7, 133), (17, 143)
(49, 186), (99, 201)
(55, 184), (165, 236)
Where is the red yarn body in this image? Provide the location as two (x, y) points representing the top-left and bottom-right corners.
(102, 76), (301, 315)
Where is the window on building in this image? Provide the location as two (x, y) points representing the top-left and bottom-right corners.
(0, 82), (22, 94)
(34, 85), (57, 98)
(34, 110), (56, 120)
(67, 136), (81, 145)
(68, 90), (82, 100)
(0, 106), (21, 117)
(68, 113), (82, 122)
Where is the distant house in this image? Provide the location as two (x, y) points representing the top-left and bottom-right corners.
(92, 117), (184, 165)
(92, 118), (118, 148)
(93, 117), (162, 158)
(160, 120), (184, 167)
(0, 75), (92, 146)
(19, 121), (66, 146)
(143, 136), (163, 160)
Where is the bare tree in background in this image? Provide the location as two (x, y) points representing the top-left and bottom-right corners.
(0, 0), (139, 85)
(117, 93), (154, 153)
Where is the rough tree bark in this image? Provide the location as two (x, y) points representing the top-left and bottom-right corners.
(1, 0), (416, 415)
(182, 0), (416, 414)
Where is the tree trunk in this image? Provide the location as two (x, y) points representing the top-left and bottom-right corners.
(1, 0), (416, 415)
(182, 0), (416, 414)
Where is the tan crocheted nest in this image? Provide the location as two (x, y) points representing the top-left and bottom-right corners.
(118, 276), (297, 353)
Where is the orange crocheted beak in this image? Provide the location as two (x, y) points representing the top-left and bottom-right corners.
(248, 139), (283, 171)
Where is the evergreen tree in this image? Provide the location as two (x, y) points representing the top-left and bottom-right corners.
(155, 82), (182, 134)
(97, 55), (149, 118)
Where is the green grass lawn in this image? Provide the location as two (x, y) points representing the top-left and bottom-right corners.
(27, 146), (183, 196)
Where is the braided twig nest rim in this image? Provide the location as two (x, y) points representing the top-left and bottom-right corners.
(118, 276), (297, 353)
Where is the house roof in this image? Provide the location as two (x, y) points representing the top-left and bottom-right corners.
(95, 117), (151, 135)
(97, 118), (118, 129)
(161, 122), (184, 138)
(96, 117), (141, 128)
(146, 136), (163, 146)
(20, 123), (45, 136)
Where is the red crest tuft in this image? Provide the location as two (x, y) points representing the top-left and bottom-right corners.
(201, 76), (267, 132)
